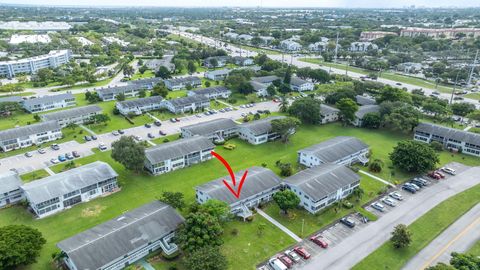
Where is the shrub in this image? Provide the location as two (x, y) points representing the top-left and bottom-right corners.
(245, 216), (254, 222)
(430, 141), (444, 151)
(369, 159), (384, 173)
(231, 228), (239, 236)
(163, 138), (170, 143)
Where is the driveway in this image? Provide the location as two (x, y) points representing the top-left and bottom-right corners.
(299, 163), (480, 270)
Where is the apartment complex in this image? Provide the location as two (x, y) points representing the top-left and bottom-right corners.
(144, 136), (215, 175)
(21, 161), (119, 218)
(162, 95), (210, 114)
(96, 85), (143, 101)
(164, 76), (202, 91)
(187, 86), (232, 100)
(0, 50), (72, 78)
(0, 121), (62, 152)
(23, 93), (76, 113)
(320, 104), (340, 124)
(238, 116), (285, 145)
(116, 96), (163, 115)
(0, 171), (24, 208)
(359, 31), (397, 41)
(40, 105), (102, 127)
(400, 27), (480, 39)
(181, 118), (238, 141)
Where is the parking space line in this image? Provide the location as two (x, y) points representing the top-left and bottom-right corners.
(256, 208), (302, 242)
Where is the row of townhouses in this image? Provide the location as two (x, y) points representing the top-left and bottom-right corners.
(164, 76), (202, 91)
(249, 75), (314, 96)
(23, 93), (76, 113)
(40, 105), (102, 127)
(0, 121), (62, 152)
(202, 56), (255, 68)
(187, 86), (231, 99)
(116, 96), (164, 115)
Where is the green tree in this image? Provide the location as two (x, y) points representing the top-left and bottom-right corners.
(450, 252), (480, 269)
(187, 60), (197, 74)
(116, 93), (126, 101)
(138, 89), (146, 98)
(273, 190), (300, 214)
(0, 102), (22, 115)
(158, 191), (185, 210)
(151, 83), (169, 98)
(138, 65), (148, 74)
(183, 246), (227, 270)
(369, 159), (384, 173)
(425, 263), (456, 270)
(287, 98), (321, 124)
(271, 117), (300, 143)
(352, 187), (364, 202)
(336, 98), (359, 125)
(451, 103), (475, 118)
(383, 104), (420, 131)
(177, 211), (223, 252)
(467, 110), (480, 122)
(266, 84), (277, 96)
(278, 95), (289, 113)
(65, 123), (78, 130)
(362, 112), (381, 129)
(33, 114), (41, 122)
(123, 65), (134, 77)
(111, 136), (145, 172)
(376, 86), (412, 104)
(155, 66), (171, 79)
(90, 114), (110, 125)
(390, 140), (439, 173)
(198, 199), (231, 223)
(0, 225), (46, 269)
(283, 66), (292, 84)
(390, 224), (412, 249)
(209, 58), (219, 69)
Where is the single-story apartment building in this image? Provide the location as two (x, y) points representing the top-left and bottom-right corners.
(181, 118), (238, 142)
(298, 136), (370, 167)
(57, 201), (184, 270)
(195, 166), (282, 219)
(284, 163), (360, 214)
(144, 136), (215, 175)
(204, 69), (230, 81)
(353, 105), (380, 127)
(187, 86), (231, 100)
(238, 116), (285, 145)
(162, 95), (210, 114)
(0, 121), (62, 152)
(40, 105), (102, 127)
(0, 171), (24, 208)
(290, 76), (314, 91)
(21, 161), (119, 218)
(164, 76), (202, 91)
(320, 104), (340, 124)
(23, 93), (76, 113)
(414, 122), (480, 157)
(116, 96), (164, 116)
(233, 56), (254, 66)
(96, 85), (143, 101)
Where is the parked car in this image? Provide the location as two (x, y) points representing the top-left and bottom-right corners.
(159, 130), (167, 136)
(435, 171), (446, 178)
(441, 167), (456, 175)
(50, 158), (59, 164)
(428, 171), (442, 180)
(277, 254), (293, 268)
(72, 151), (80, 158)
(175, 118), (180, 122)
(407, 182), (421, 190)
(310, 235), (328, 248)
(145, 123), (152, 128)
(410, 178), (426, 187)
(50, 144), (60, 150)
(118, 129), (125, 135)
(134, 135), (143, 141)
(24, 152), (33, 158)
(98, 143), (107, 151)
(112, 130), (119, 136)
(389, 191), (403, 201)
(340, 217), (356, 228)
(147, 133), (155, 139)
(284, 249), (301, 263)
(154, 120), (162, 126)
(371, 202), (385, 212)
(402, 184), (417, 193)
(269, 258), (287, 270)
(170, 118), (177, 123)
(91, 135), (97, 140)
(293, 246), (311, 259)
(84, 135), (92, 141)
(38, 148), (46, 154)
(65, 153), (73, 160)
(58, 155), (66, 162)
(382, 197), (397, 207)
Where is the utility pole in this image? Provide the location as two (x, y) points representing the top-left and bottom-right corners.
(450, 70), (461, 104)
(334, 31), (339, 63)
(467, 49), (478, 86)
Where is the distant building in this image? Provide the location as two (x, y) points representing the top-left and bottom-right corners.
(353, 105), (380, 127)
(238, 34), (253, 41)
(0, 121), (62, 152)
(350, 42), (378, 52)
(127, 77), (162, 89)
(224, 32), (239, 40)
(320, 104), (340, 124)
(21, 161), (119, 218)
(400, 27), (480, 39)
(162, 95), (210, 114)
(144, 136), (215, 175)
(75, 37), (94, 46)
(0, 96), (23, 104)
(360, 31), (397, 41)
(102, 36), (130, 47)
(0, 21), (71, 31)
(233, 56), (254, 66)
(203, 56), (230, 68)
(284, 163), (360, 214)
(280, 40), (302, 51)
(96, 85), (143, 101)
(238, 116), (286, 145)
(290, 76), (314, 91)
(196, 166), (282, 219)
(0, 171), (23, 208)
(252, 75), (280, 85)
(259, 36), (275, 45)
(187, 86), (231, 100)
(40, 105), (102, 127)
(57, 201), (184, 270)
(9, 34), (51, 44)
(298, 136), (370, 167)
(250, 81), (269, 96)
(23, 93), (76, 113)
(396, 62), (424, 74)
(414, 123), (480, 157)
(355, 95), (377, 106)
(164, 76), (202, 91)
(0, 50), (72, 78)
(204, 69), (230, 81)
(145, 58), (175, 72)
(181, 118), (238, 142)
(116, 96), (164, 116)
(308, 41), (329, 52)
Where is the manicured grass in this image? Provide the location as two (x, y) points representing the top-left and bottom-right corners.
(0, 123), (477, 270)
(353, 183), (480, 270)
(20, 169), (50, 183)
(262, 175), (386, 238)
(465, 92), (480, 100)
(150, 134), (180, 145)
(210, 100), (228, 110)
(166, 90), (187, 99)
(469, 240), (480, 256)
(236, 44), (281, 55)
(131, 70), (155, 80)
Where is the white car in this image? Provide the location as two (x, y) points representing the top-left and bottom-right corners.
(389, 191), (403, 201)
(37, 148), (46, 154)
(269, 258), (288, 270)
(112, 131), (119, 136)
(98, 143), (107, 151)
(371, 202), (385, 212)
(441, 167), (456, 175)
(50, 158), (59, 164)
(382, 197), (397, 207)
(284, 249), (301, 263)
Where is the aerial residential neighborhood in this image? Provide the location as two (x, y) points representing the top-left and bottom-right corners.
(0, 2), (480, 270)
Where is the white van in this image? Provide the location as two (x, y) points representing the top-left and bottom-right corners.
(268, 258), (287, 270)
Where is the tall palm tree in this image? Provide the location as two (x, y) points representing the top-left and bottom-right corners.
(279, 95), (289, 113)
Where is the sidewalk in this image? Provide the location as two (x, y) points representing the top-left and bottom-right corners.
(256, 208), (302, 242)
(79, 124), (97, 136)
(359, 170), (395, 187)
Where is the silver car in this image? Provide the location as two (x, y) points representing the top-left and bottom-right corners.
(382, 197), (397, 207)
(389, 191), (403, 201)
(371, 202), (385, 212)
(284, 249), (301, 263)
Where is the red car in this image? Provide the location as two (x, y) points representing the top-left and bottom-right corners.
(293, 246), (311, 259)
(175, 118), (180, 122)
(310, 235), (328, 248)
(435, 171), (445, 178)
(277, 254), (293, 268)
(428, 171), (441, 180)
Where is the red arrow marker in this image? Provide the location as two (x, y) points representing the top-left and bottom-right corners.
(211, 151), (248, 199)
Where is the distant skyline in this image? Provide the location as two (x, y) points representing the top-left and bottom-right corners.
(0, 0), (479, 8)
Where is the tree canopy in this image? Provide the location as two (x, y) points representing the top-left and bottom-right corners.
(287, 98), (321, 124)
(0, 225), (46, 269)
(271, 117), (301, 143)
(273, 189), (300, 214)
(390, 140), (439, 173)
(111, 136), (146, 172)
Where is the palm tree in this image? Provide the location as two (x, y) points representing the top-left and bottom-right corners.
(352, 187), (365, 202)
(279, 95), (289, 113)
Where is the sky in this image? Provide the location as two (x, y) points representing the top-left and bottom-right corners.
(0, 0), (479, 8)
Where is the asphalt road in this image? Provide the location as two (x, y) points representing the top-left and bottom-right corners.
(402, 203), (480, 270)
(0, 100), (280, 175)
(299, 163), (480, 270)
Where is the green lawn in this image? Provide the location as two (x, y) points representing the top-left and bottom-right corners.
(20, 169), (50, 183)
(465, 92), (480, 100)
(237, 44), (281, 55)
(262, 175), (386, 238)
(167, 90), (187, 99)
(131, 70), (155, 80)
(0, 123), (478, 270)
(353, 183), (480, 270)
(469, 240), (480, 256)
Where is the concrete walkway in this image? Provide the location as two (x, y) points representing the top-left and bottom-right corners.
(359, 170), (395, 187)
(146, 112), (161, 122)
(45, 167), (55, 176)
(256, 208), (302, 242)
(146, 140), (156, 146)
(138, 259), (155, 270)
(464, 126), (472, 131)
(403, 203), (480, 270)
(79, 124), (97, 136)
(215, 99), (234, 108)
